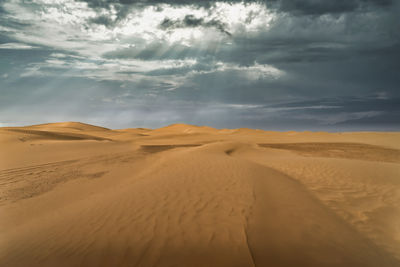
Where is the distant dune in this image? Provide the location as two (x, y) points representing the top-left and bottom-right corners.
(1, 122), (399, 267)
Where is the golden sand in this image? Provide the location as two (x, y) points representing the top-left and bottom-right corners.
(1, 122), (399, 266)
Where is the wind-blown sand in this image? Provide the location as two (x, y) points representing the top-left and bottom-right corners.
(1, 122), (399, 267)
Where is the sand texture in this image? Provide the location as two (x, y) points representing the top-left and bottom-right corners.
(1, 122), (399, 267)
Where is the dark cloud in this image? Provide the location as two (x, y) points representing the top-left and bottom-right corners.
(89, 15), (116, 27)
(268, 0), (394, 15)
(78, 0), (395, 15)
(160, 14), (231, 35)
(77, 0), (211, 9)
(78, 0), (397, 33)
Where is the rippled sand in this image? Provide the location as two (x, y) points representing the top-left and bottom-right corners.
(1, 122), (399, 267)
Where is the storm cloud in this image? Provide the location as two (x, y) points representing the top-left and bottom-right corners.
(0, 0), (399, 130)
(160, 15), (231, 36)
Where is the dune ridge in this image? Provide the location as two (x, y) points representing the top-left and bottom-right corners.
(1, 122), (399, 266)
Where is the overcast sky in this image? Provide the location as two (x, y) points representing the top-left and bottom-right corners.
(0, 0), (399, 130)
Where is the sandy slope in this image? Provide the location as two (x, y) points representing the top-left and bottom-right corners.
(0, 122), (399, 267)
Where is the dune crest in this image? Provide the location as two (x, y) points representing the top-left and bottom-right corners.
(1, 122), (399, 266)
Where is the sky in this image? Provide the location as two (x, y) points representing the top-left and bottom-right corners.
(0, 0), (399, 130)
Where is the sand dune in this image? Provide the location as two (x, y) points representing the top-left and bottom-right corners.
(1, 123), (399, 266)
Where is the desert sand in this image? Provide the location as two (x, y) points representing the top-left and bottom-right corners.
(0, 122), (399, 267)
